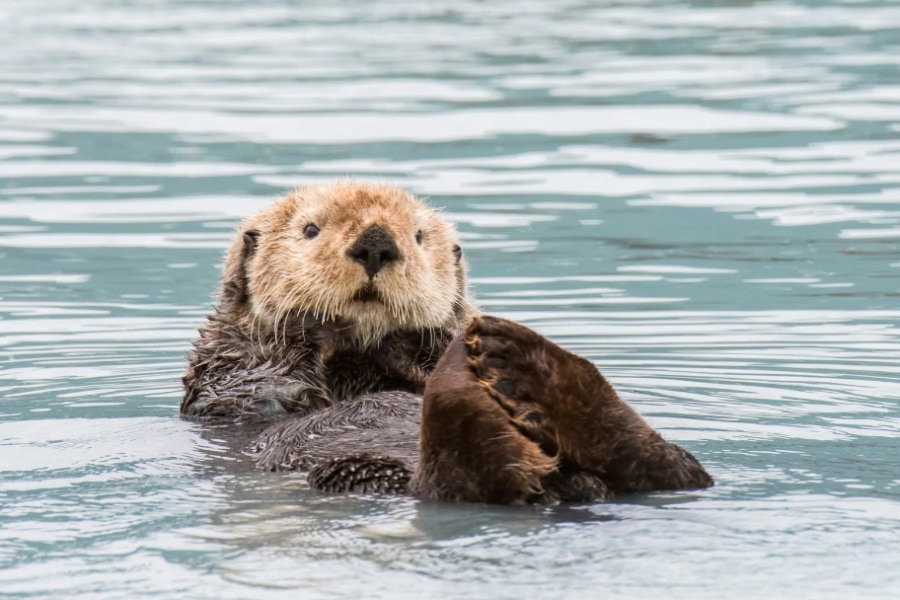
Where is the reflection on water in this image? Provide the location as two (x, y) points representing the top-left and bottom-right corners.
(1, 0), (899, 598)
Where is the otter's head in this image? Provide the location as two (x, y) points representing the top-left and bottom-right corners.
(220, 182), (472, 345)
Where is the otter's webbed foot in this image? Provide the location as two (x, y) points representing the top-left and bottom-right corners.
(465, 315), (713, 495)
(414, 335), (558, 504)
(308, 455), (413, 495)
(466, 315), (614, 467)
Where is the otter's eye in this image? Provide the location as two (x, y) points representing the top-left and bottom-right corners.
(415, 230), (423, 245)
(304, 224), (320, 240)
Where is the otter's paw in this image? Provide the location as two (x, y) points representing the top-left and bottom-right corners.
(307, 454), (413, 495)
(464, 315), (623, 468)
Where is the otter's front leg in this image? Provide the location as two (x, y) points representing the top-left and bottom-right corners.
(181, 363), (329, 422)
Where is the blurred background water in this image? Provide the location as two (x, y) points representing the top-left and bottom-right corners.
(1, 0), (899, 598)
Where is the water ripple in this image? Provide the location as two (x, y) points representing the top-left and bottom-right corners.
(1, 0), (899, 598)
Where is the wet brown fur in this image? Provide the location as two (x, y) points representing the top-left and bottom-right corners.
(182, 183), (712, 504)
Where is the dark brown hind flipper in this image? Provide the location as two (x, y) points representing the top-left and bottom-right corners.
(412, 337), (557, 504)
(466, 315), (713, 495)
(605, 432), (713, 494)
(308, 454), (413, 495)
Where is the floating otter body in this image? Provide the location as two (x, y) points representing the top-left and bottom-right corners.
(182, 182), (713, 503)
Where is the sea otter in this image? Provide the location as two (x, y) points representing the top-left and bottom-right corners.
(182, 182), (713, 503)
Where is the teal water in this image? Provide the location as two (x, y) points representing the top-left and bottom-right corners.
(2, 1), (899, 597)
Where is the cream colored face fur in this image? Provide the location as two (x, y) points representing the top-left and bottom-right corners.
(229, 182), (466, 345)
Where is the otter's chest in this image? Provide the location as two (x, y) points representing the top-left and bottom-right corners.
(323, 348), (422, 402)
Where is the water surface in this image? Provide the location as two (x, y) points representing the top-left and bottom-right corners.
(1, 1), (899, 598)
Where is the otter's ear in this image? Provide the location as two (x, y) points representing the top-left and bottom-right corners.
(222, 229), (260, 306)
(243, 230), (260, 256)
(453, 244), (462, 265)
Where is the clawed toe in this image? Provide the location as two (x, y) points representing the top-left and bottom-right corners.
(484, 356), (507, 370)
(465, 325), (516, 382)
(464, 316), (531, 394)
(490, 378), (518, 399)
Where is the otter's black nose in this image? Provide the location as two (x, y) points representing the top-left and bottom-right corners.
(349, 225), (399, 278)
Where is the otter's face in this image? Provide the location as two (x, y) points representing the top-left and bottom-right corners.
(226, 183), (469, 345)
